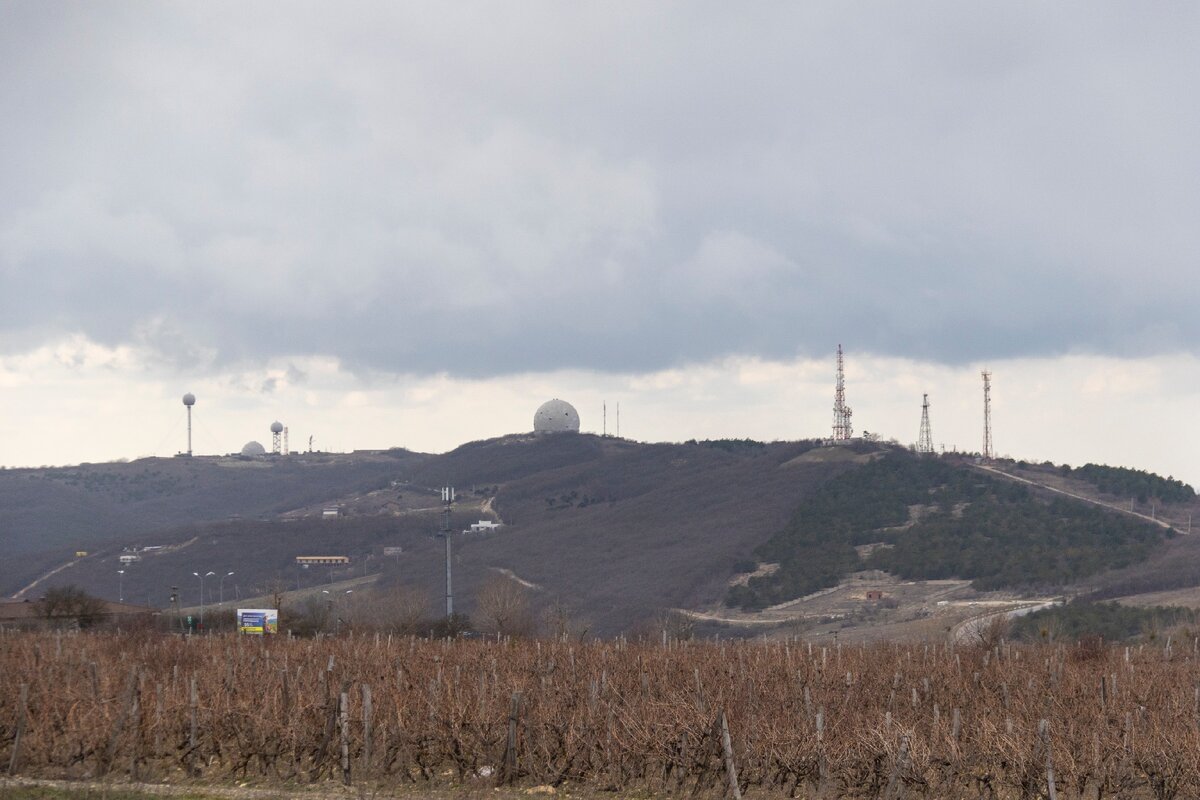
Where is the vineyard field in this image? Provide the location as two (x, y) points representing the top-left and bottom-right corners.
(2, 631), (1199, 798)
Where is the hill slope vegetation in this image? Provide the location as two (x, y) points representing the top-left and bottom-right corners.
(0, 436), (1187, 635)
(728, 449), (1169, 610)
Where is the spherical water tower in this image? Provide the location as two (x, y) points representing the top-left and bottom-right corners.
(182, 393), (196, 456)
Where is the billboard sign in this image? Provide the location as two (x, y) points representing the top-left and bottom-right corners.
(237, 608), (279, 635)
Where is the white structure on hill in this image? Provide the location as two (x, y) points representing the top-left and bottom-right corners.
(241, 441), (266, 456)
(534, 399), (580, 434)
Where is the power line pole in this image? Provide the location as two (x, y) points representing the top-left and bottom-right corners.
(917, 394), (934, 454)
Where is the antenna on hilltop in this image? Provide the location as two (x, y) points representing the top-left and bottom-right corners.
(182, 393), (196, 456)
(832, 344), (853, 442)
(917, 394), (934, 454)
(270, 421), (283, 455)
(283, 426), (289, 456)
(603, 402), (607, 437)
(981, 370), (994, 459)
(440, 487), (455, 618)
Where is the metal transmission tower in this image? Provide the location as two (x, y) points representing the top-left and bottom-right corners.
(917, 393), (934, 454)
(440, 487), (455, 617)
(270, 421), (283, 455)
(981, 370), (994, 459)
(832, 344), (854, 441)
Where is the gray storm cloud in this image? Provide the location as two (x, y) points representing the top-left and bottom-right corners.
(1, 3), (1198, 377)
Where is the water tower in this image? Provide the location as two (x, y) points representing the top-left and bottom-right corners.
(270, 421), (284, 455)
(182, 393), (196, 456)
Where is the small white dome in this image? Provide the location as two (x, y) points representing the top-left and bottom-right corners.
(241, 441), (266, 456)
(534, 399), (580, 434)
(270, 421), (284, 433)
(182, 393), (196, 406)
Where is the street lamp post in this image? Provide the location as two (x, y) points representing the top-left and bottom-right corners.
(193, 571), (215, 629)
(219, 571), (234, 605)
(322, 589), (353, 635)
(117, 569), (125, 603)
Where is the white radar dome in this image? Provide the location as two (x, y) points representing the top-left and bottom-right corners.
(182, 393), (196, 406)
(270, 421), (284, 433)
(241, 441), (266, 456)
(534, 399), (581, 434)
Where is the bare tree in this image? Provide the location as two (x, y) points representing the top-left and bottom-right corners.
(542, 597), (589, 641)
(344, 586), (432, 634)
(37, 585), (107, 629)
(475, 574), (536, 638)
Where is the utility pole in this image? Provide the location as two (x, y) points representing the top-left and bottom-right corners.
(441, 487), (455, 617)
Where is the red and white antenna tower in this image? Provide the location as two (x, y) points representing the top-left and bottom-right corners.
(917, 393), (934, 454)
(832, 344), (853, 441)
(981, 370), (993, 459)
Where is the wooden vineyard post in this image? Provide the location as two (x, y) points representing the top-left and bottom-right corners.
(339, 690), (350, 786)
(188, 675), (199, 777)
(502, 692), (522, 785)
(362, 683), (373, 778)
(7, 684), (28, 775)
(882, 735), (910, 800)
(1040, 719), (1058, 800)
(718, 710), (742, 800)
(816, 707), (828, 797)
(128, 674), (142, 780)
(99, 667), (139, 777)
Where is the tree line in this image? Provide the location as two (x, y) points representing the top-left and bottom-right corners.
(1063, 462), (1195, 504)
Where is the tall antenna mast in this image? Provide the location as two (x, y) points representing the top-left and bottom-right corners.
(603, 402), (607, 437)
(182, 393), (196, 456)
(981, 370), (993, 459)
(832, 344), (853, 441)
(441, 486), (455, 618)
(283, 426), (289, 456)
(917, 393), (934, 454)
(616, 402), (620, 439)
(271, 421), (283, 455)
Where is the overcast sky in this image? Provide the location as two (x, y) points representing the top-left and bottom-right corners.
(1, 4), (1198, 483)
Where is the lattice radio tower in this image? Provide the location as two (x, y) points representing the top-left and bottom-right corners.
(981, 370), (994, 459)
(832, 344), (853, 441)
(917, 393), (934, 454)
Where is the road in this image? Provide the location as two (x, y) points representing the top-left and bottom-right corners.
(11, 556), (86, 600)
(971, 463), (1177, 531)
(951, 599), (1060, 643)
